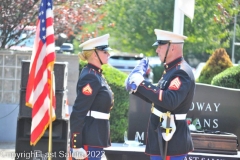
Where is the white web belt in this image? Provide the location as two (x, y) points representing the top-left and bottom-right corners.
(151, 107), (186, 120)
(86, 110), (110, 120)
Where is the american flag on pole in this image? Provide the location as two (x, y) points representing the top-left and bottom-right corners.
(25, 0), (56, 146)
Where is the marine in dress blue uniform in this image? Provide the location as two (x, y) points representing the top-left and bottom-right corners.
(126, 29), (195, 160)
(70, 34), (114, 160)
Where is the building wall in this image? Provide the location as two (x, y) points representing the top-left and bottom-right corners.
(0, 50), (79, 142)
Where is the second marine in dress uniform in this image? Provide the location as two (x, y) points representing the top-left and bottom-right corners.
(126, 29), (195, 160)
(70, 34), (114, 160)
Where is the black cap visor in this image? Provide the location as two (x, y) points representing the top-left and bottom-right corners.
(152, 40), (170, 46)
(95, 45), (112, 51)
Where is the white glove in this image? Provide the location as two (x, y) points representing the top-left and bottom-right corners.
(72, 148), (88, 159)
(129, 73), (144, 92)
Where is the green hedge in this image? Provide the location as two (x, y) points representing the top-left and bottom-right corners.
(211, 65), (240, 89)
(79, 61), (129, 142)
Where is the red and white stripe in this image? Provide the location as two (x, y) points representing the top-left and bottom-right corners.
(25, 3), (56, 146)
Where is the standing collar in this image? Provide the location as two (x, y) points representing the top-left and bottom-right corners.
(87, 63), (102, 73)
(164, 56), (183, 70)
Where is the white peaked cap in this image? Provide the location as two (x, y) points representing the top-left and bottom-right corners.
(152, 29), (187, 46)
(79, 34), (112, 51)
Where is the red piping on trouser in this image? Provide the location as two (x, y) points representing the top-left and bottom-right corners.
(84, 145), (89, 160)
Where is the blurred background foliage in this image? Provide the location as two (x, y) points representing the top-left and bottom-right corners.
(1, 0), (240, 64)
(94, 0), (240, 65)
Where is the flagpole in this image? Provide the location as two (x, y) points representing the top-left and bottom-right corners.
(48, 71), (54, 160)
(173, 0), (184, 35)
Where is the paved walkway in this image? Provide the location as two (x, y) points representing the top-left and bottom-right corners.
(0, 142), (15, 160)
(0, 142), (107, 160)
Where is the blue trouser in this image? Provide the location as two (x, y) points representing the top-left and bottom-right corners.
(71, 146), (104, 160)
(150, 154), (187, 160)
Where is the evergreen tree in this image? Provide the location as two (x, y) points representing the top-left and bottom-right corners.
(197, 48), (233, 84)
